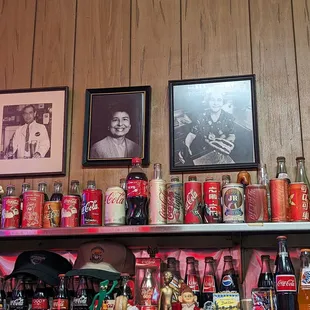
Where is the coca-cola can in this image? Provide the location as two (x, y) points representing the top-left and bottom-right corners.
(289, 182), (309, 221)
(43, 201), (61, 228)
(22, 190), (44, 228)
(245, 184), (268, 223)
(270, 178), (289, 222)
(167, 180), (184, 224)
(184, 179), (202, 224)
(61, 195), (80, 227)
(81, 189), (102, 226)
(149, 180), (167, 225)
(222, 183), (245, 223)
(104, 186), (125, 226)
(1, 196), (20, 229)
(203, 181), (222, 223)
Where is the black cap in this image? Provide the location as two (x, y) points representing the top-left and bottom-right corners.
(6, 250), (72, 286)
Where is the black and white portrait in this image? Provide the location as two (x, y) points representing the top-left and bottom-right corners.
(83, 86), (151, 167)
(169, 75), (259, 172)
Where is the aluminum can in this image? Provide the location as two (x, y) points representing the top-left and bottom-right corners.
(245, 184), (268, 222)
(203, 181), (222, 223)
(61, 195), (80, 227)
(184, 180), (202, 224)
(104, 186), (126, 226)
(43, 201), (61, 228)
(148, 179), (167, 225)
(22, 190), (44, 228)
(270, 178), (289, 222)
(81, 188), (102, 226)
(289, 182), (309, 221)
(222, 183), (245, 223)
(1, 196), (20, 229)
(167, 181), (184, 224)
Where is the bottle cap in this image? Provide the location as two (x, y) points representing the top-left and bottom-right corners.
(205, 257), (214, 263)
(186, 256), (195, 263)
(132, 157), (142, 164)
(224, 255), (233, 261)
(276, 235), (287, 240)
(171, 176), (180, 182)
(70, 180), (80, 184)
(300, 249), (310, 253)
(58, 274), (65, 277)
(188, 175), (197, 181)
(261, 255), (270, 260)
(296, 156), (305, 161)
(276, 156), (285, 161)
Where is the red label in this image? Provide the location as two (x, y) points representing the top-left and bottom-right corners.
(202, 275), (216, 293)
(52, 298), (69, 310)
(32, 298), (48, 309)
(276, 274), (297, 292)
(186, 275), (199, 292)
(105, 191), (125, 205)
(127, 180), (148, 197)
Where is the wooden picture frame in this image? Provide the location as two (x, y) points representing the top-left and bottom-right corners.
(169, 75), (260, 172)
(83, 86), (151, 167)
(0, 86), (69, 177)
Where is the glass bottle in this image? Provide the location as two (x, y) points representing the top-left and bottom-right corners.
(175, 260), (182, 281)
(221, 175), (231, 187)
(257, 163), (271, 221)
(202, 257), (217, 306)
(296, 157), (310, 194)
(276, 156), (290, 183)
(139, 268), (157, 306)
(52, 274), (69, 310)
(32, 279), (48, 310)
(72, 276), (90, 310)
(257, 255), (274, 288)
(38, 182), (49, 202)
(298, 249), (310, 309)
(10, 276), (28, 310)
(50, 181), (63, 202)
(0, 277), (5, 310)
(6, 185), (16, 197)
(219, 256), (239, 293)
(184, 257), (201, 306)
(166, 257), (180, 302)
(5, 278), (13, 308)
(69, 180), (81, 198)
(116, 274), (133, 304)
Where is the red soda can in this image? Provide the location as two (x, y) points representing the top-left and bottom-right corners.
(289, 182), (309, 221)
(22, 190), (44, 228)
(61, 195), (80, 227)
(167, 177), (184, 224)
(245, 184), (268, 222)
(184, 176), (202, 224)
(270, 178), (289, 222)
(81, 188), (102, 226)
(203, 181), (222, 223)
(1, 196), (20, 229)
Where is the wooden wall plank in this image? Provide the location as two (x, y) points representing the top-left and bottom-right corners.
(250, 0), (302, 179)
(0, 0), (36, 192)
(71, 0), (130, 191)
(131, 0), (181, 181)
(292, 0), (310, 171)
(181, 0), (253, 182)
(26, 0), (76, 196)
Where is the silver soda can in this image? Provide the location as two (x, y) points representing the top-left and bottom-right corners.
(149, 179), (167, 224)
(104, 186), (126, 226)
(222, 183), (245, 223)
(167, 177), (184, 224)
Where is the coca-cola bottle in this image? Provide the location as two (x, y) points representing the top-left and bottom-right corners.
(72, 276), (91, 310)
(258, 255), (274, 288)
(38, 182), (49, 202)
(32, 280), (48, 310)
(9, 277), (28, 310)
(275, 236), (298, 309)
(52, 274), (69, 310)
(219, 256), (239, 293)
(166, 257), (181, 302)
(116, 274), (133, 305)
(276, 156), (291, 183)
(50, 181), (63, 202)
(202, 257), (217, 307)
(19, 183), (30, 224)
(184, 257), (201, 307)
(126, 157), (148, 225)
(69, 180), (81, 198)
(5, 278), (13, 308)
(258, 163), (271, 221)
(0, 277), (5, 310)
(86, 278), (94, 301)
(139, 268), (158, 306)
(24, 277), (33, 306)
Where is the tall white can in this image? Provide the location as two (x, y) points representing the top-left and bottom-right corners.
(104, 186), (126, 226)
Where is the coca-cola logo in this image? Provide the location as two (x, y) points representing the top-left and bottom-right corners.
(185, 189), (198, 212)
(158, 187), (167, 220)
(5, 199), (19, 207)
(10, 298), (24, 306)
(90, 246), (104, 264)
(277, 279), (295, 286)
(72, 296), (87, 305)
(105, 191), (125, 205)
(276, 275), (297, 292)
(63, 198), (78, 205)
(167, 192), (182, 221)
(140, 287), (154, 300)
(81, 200), (99, 214)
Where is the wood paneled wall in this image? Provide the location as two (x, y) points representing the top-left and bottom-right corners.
(0, 0), (309, 194)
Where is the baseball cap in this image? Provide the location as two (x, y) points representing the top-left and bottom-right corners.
(6, 250), (72, 286)
(65, 240), (135, 280)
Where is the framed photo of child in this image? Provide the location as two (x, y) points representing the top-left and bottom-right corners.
(168, 75), (259, 172)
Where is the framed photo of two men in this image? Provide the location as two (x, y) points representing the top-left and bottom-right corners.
(169, 75), (260, 172)
(0, 87), (68, 177)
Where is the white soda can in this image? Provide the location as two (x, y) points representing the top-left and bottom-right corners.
(104, 186), (126, 226)
(148, 163), (167, 225)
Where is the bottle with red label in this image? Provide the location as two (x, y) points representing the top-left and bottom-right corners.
(32, 279), (48, 310)
(184, 257), (201, 306)
(275, 235), (298, 309)
(202, 257), (217, 307)
(219, 256), (239, 293)
(126, 157), (148, 225)
(52, 274), (69, 310)
(258, 255), (274, 288)
(10, 276), (28, 310)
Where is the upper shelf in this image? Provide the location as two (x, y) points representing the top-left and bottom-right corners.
(0, 222), (309, 238)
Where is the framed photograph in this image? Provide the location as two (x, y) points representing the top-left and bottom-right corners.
(169, 75), (259, 172)
(83, 86), (151, 167)
(0, 86), (69, 177)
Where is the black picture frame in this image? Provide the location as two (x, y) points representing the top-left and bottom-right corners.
(83, 86), (151, 167)
(0, 86), (69, 177)
(169, 75), (259, 172)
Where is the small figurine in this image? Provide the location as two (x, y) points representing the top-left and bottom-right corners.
(178, 284), (200, 310)
(159, 271), (174, 310)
